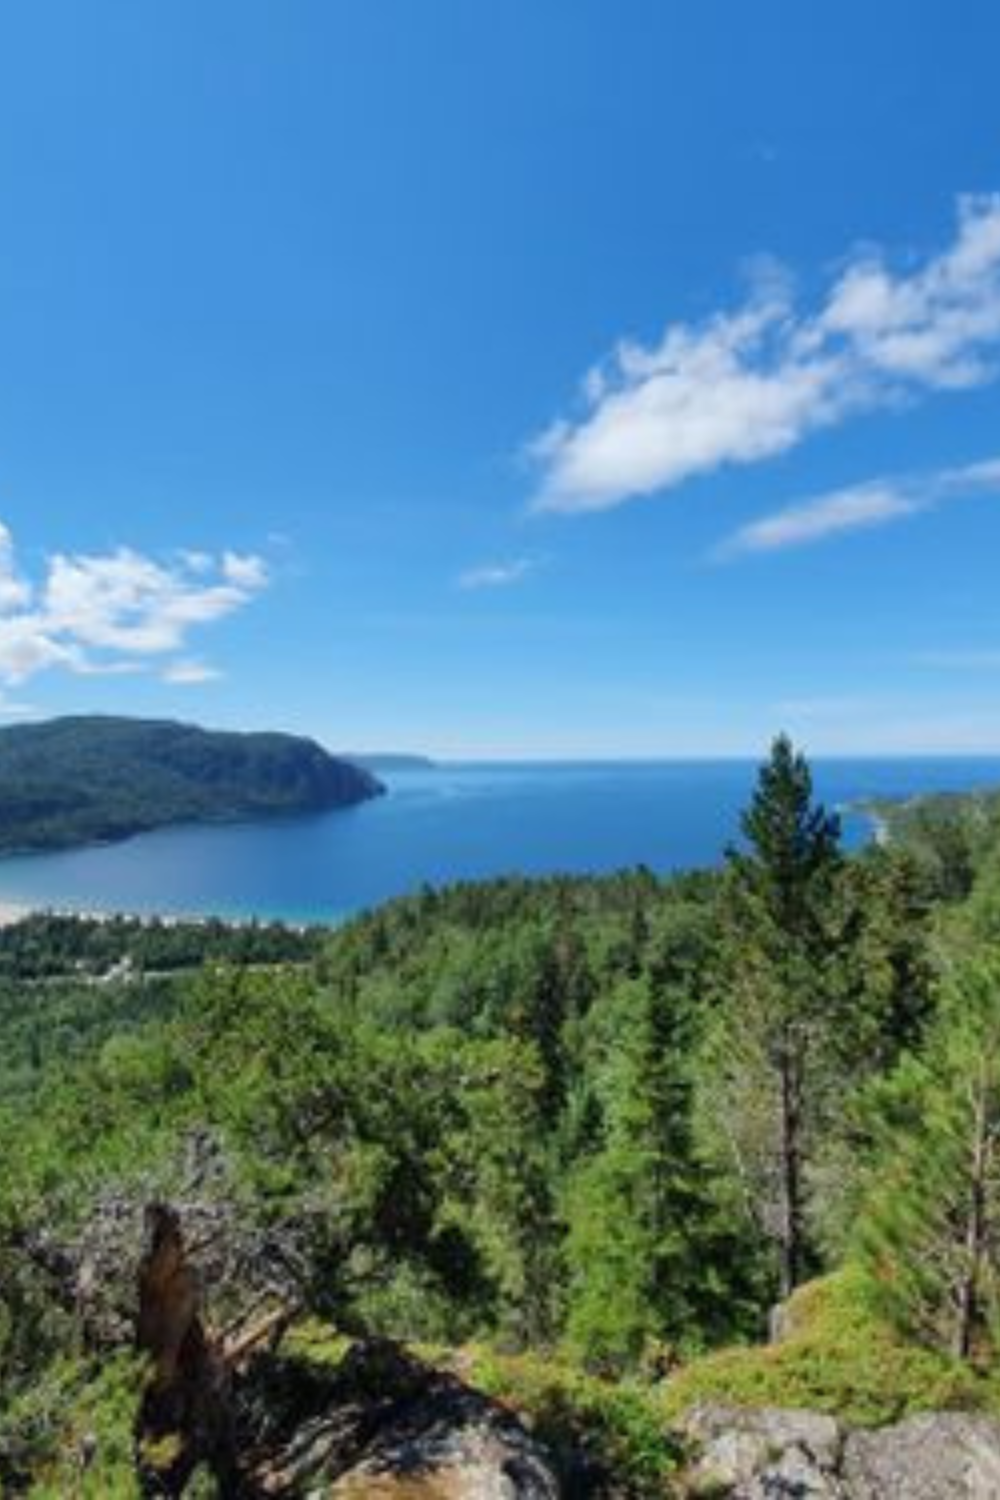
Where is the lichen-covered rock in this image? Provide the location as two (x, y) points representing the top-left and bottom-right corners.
(681, 1405), (845, 1496)
(842, 1412), (1000, 1498)
(680, 1405), (1000, 1498)
(327, 1424), (557, 1497)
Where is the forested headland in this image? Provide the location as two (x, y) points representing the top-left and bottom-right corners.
(0, 716), (382, 854)
(3, 737), (1000, 1494)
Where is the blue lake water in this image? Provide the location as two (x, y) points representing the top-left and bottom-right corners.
(0, 757), (997, 923)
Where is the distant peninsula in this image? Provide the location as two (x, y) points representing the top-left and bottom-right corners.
(0, 715), (384, 855)
(346, 753), (436, 772)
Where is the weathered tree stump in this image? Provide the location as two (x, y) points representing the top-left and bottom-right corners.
(134, 1203), (239, 1497)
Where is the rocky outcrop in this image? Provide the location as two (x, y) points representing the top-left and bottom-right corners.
(243, 1338), (560, 1498)
(682, 1404), (1000, 1498)
(123, 1200), (559, 1497)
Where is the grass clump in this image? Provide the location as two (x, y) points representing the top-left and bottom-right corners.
(0, 1351), (144, 1498)
(279, 1317), (353, 1369)
(662, 1268), (989, 1429)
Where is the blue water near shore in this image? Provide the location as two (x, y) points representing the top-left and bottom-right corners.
(0, 757), (997, 923)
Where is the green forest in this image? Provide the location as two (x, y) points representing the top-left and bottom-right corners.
(3, 737), (1000, 1494)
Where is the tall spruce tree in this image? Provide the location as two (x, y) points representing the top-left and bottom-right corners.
(708, 735), (843, 1300)
(563, 973), (725, 1368)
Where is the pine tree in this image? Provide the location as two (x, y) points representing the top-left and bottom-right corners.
(708, 735), (844, 1300)
(858, 952), (1000, 1361)
(834, 846), (935, 1069)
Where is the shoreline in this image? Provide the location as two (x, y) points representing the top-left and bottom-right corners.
(0, 901), (322, 932)
(0, 900), (36, 928)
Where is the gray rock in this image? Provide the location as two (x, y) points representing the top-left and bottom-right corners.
(842, 1413), (1000, 1498)
(327, 1426), (557, 1497)
(246, 1338), (560, 1498)
(681, 1407), (1000, 1498)
(682, 1405), (845, 1496)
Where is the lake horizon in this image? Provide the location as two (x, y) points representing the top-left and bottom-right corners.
(0, 754), (995, 926)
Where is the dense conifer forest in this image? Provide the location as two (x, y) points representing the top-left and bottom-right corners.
(3, 738), (1000, 1493)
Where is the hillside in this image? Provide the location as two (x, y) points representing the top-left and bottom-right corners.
(0, 715), (383, 854)
(863, 784), (1000, 904)
(6, 741), (1000, 1494)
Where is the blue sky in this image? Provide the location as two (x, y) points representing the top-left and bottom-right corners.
(2, 1), (1000, 756)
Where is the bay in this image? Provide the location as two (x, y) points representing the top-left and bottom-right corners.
(0, 756), (996, 924)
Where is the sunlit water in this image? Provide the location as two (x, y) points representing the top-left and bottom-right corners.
(0, 758), (995, 923)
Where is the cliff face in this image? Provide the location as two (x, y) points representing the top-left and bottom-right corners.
(0, 715), (383, 852)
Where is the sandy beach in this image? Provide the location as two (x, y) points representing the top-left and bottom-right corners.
(0, 900), (35, 927)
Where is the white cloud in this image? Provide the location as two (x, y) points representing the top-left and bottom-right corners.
(222, 551), (269, 590)
(533, 194), (1000, 513)
(43, 548), (264, 654)
(0, 532), (268, 686)
(0, 618), (77, 683)
(717, 454), (1000, 557)
(458, 557), (536, 590)
(719, 483), (919, 556)
(162, 659), (224, 685)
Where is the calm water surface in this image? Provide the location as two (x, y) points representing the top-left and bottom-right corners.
(0, 758), (997, 923)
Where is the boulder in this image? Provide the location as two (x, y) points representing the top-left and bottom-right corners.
(246, 1338), (560, 1498)
(681, 1405), (1000, 1498)
(682, 1404), (845, 1496)
(842, 1412), (1000, 1498)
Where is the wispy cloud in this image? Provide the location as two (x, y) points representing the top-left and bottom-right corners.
(0, 527), (268, 686)
(457, 557), (536, 591)
(161, 659), (224, 685)
(716, 455), (1000, 557)
(532, 193), (1000, 513)
(720, 483), (918, 557)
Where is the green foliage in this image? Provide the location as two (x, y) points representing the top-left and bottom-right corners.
(1, 743), (996, 1493)
(856, 950), (1000, 1360)
(0, 870), (742, 1429)
(705, 736), (851, 1298)
(831, 847), (937, 1067)
(663, 1270), (988, 1429)
(733, 734), (842, 928)
(0, 1352), (144, 1496)
(0, 909), (321, 981)
(868, 790), (1000, 902)
(564, 975), (751, 1370)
